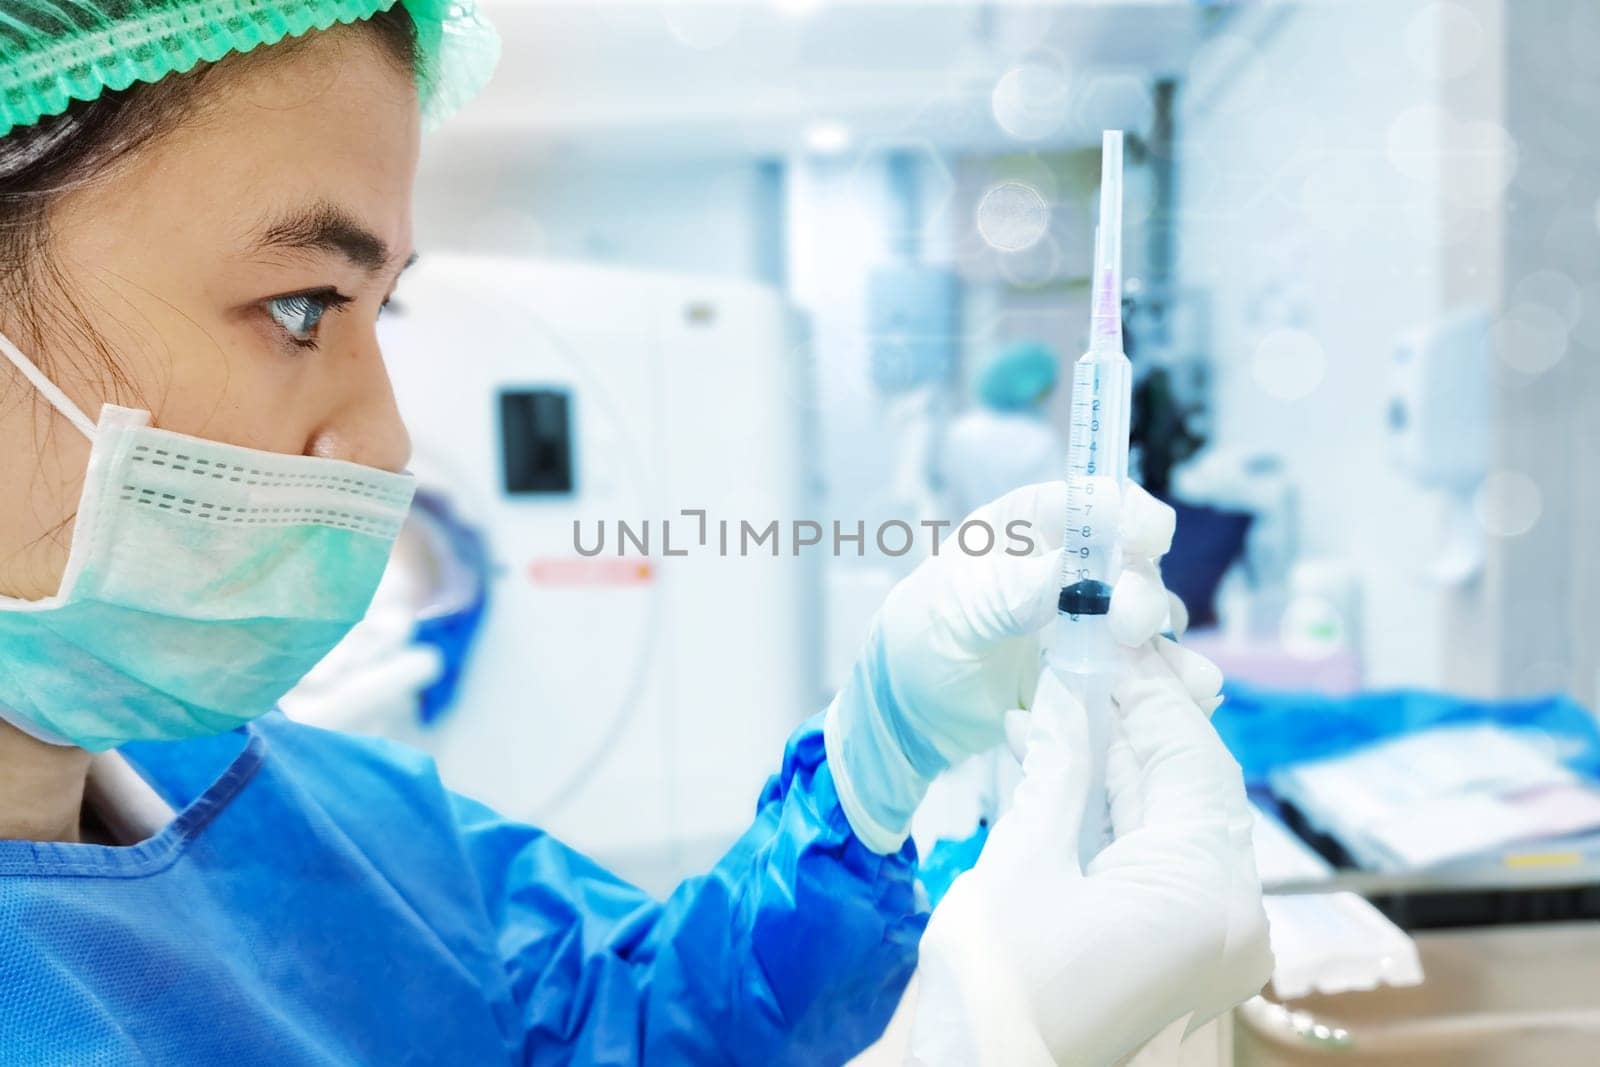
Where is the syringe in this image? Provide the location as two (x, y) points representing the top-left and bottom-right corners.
(1045, 130), (1133, 864)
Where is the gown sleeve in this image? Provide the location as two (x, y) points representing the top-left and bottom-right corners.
(450, 712), (927, 1066)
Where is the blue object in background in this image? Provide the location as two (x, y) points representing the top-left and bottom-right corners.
(1161, 499), (1252, 629)
(409, 489), (492, 724)
(0, 713), (924, 1065)
(1213, 684), (1600, 790)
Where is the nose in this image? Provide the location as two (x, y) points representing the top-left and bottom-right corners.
(303, 340), (413, 474)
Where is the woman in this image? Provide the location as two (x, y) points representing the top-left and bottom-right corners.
(0, 3), (1268, 1064)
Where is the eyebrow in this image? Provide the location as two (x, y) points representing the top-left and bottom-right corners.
(250, 201), (413, 275)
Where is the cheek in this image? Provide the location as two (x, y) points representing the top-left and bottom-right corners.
(69, 288), (327, 453)
(155, 356), (329, 455)
(0, 401), (92, 600)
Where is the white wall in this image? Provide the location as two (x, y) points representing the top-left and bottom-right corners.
(412, 139), (776, 280)
(1176, 3), (1466, 688)
(1492, 0), (1600, 703)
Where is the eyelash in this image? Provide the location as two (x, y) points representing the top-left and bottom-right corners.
(265, 289), (354, 350)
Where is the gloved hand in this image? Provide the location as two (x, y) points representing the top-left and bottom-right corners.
(823, 479), (1179, 854)
(904, 641), (1273, 1066)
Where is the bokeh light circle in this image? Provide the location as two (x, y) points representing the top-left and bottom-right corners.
(976, 182), (1050, 252)
(1512, 269), (1583, 328)
(1473, 470), (1542, 538)
(996, 234), (1063, 288)
(991, 59), (1071, 142)
(1386, 105), (1516, 207)
(1490, 303), (1569, 376)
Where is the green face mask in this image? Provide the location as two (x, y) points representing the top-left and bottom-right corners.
(0, 329), (416, 752)
(0, 0), (499, 138)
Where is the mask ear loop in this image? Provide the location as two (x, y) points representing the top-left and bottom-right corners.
(0, 328), (98, 440)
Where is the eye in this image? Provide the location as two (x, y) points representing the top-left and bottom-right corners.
(266, 290), (351, 348)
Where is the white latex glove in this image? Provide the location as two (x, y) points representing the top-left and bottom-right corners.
(903, 642), (1272, 1066)
(824, 479), (1180, 854)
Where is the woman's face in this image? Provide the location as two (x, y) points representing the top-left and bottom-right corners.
(0, 26), (420, 602)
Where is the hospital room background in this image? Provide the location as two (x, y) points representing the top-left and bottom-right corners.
(277, 2), (1600, 1061)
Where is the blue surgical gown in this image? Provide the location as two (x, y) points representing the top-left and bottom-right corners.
(0, 712), (925, 1065)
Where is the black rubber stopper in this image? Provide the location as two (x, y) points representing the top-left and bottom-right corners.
(1058, 579), (1112, 617)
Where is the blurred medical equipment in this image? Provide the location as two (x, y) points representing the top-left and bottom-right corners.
(1162, 500), (1253, 630)
(1278, 560), (1363, 669)
(373, 255), (817, 889)
(1173, 449), (1369, 693)
(1235, 924), (1600, 1066)
(1274, 726), (1600, 872)
(869, 262), (961, 397)
(1388, 307), (1492, 585)
(871, 152), (962, 531)
(1219, 686), (1600, 923)
(1223, 688), (1600, 1067)
(1123, 286), (1249, 634)
(1041, 129), (1135, 864)
(1193, 558), (1365, 695)
(281, 488), (491, 733)
(1174, 448), (1300, 638)
(1250, 804), (1424, 1000)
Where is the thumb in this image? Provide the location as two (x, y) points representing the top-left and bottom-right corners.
(1118, 482), (1176, 562)
(962, 548), (1066, 647)
(996, 669), (1092, 874)
(934, 547), (1062, 655)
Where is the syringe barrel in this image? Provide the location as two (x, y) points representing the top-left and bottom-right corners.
(1042, 616), (1116, 864)
(1053, 348), (1132, 866)
(1058, 353), (1133, 606)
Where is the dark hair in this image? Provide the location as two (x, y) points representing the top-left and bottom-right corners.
(0, 6), (418, 368)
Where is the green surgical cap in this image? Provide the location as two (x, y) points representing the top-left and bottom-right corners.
(978, 340), (1059, 412)
(0, 0), (499, 138)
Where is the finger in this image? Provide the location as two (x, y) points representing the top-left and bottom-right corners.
(1134, 638), (1224, 716)
(1167, 591), (1190, 639)
(1118, 482), (1175, 562)
(1000, 670), (1092, 875)
(1108, 561), (1168, 647)
(1111, 674), (1238, 826)
(1120, 654), (1247, 813)
(953, 548), (1066, 645)
(1150, 637), (1224, 712)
